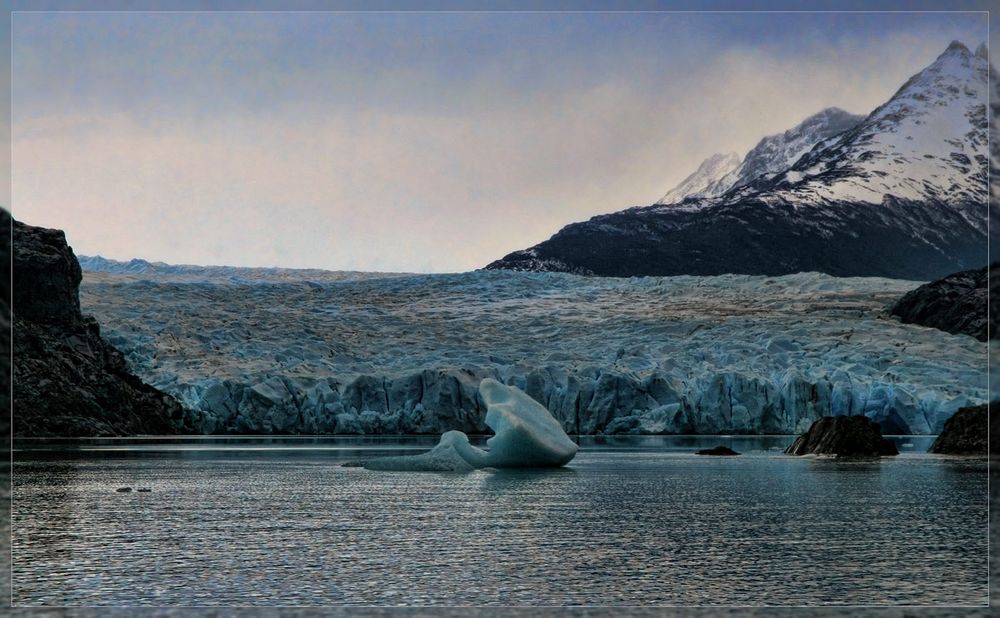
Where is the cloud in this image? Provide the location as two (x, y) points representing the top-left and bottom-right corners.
(11, 13), (988, 271)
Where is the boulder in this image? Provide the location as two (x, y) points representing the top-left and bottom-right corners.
(784, 415), (899, 457)
(929, 402), (993, 455)
(890, 263), (997, 341)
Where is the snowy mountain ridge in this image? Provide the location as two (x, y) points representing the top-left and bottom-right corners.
(753, 40), (991, 209)
(657, 152), (742, 204)
(79, 254), (410, 284)
(658, 107), (864, 204)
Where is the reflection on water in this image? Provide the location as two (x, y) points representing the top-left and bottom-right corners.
(12, 436), (987, 606)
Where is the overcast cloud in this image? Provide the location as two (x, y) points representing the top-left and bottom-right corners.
(11, 11), (989, 271)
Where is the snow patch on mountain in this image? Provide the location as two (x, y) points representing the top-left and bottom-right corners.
(658, 152), (742, 204)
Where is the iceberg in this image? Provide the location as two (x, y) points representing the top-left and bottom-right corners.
(359, 379), (579, 471)
(360, 430), (477, 472)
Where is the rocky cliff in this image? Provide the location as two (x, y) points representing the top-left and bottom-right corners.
(890, 263), (996, 341)
(13, 219), (185, 436)
(0, 210), (10, 440)
(929, 402), (993, 454)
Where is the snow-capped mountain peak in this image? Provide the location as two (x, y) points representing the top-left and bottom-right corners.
(764, 39), (990, 209)
(657, 152), (741, 204)
(657, 107), (864, 205)
(717, 107), (864, 194)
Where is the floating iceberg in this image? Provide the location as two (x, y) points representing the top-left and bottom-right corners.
(360, 379), (579, 471)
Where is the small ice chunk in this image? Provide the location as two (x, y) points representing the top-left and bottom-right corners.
(361, 431), (476, 472)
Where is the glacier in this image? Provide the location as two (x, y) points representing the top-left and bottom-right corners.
(78, 262), (988, 436)
(359, 378), (578, 470)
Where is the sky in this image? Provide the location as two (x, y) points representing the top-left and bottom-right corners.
(10, 9), (989, 272)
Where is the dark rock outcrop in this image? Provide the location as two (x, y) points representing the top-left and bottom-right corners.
(0, 210), (11, 440)
(695, 446), (740, 456)
(890, 263), (997, 341)
(929, 402), (994, 454)
(784, 415), (899, 457)
(14, 220), (85, 325)
(13, 218), (185, 436)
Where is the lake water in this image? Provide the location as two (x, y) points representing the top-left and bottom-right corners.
(11, 436), (988, 607)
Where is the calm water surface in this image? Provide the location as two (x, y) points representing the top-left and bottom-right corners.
(12, 436), (988, 606)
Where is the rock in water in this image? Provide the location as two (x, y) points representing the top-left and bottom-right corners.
(13, 218), (186, 436)
(695, 446), (740, 456)
(784, 416), (898, 457)
(929, 402), (993, 455)
(890, 263), (997, 341)
(360, 379), (578, 471)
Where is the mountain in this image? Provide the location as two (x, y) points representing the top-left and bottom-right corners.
(710, 107), (866, 198)
(759, 40), (990, 208)
(657, 151), (741, 203)
(657, 107), (864, 203)
(486, 41), (995, 280)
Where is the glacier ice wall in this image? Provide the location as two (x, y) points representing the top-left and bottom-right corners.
(79, 268), (989, 435)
